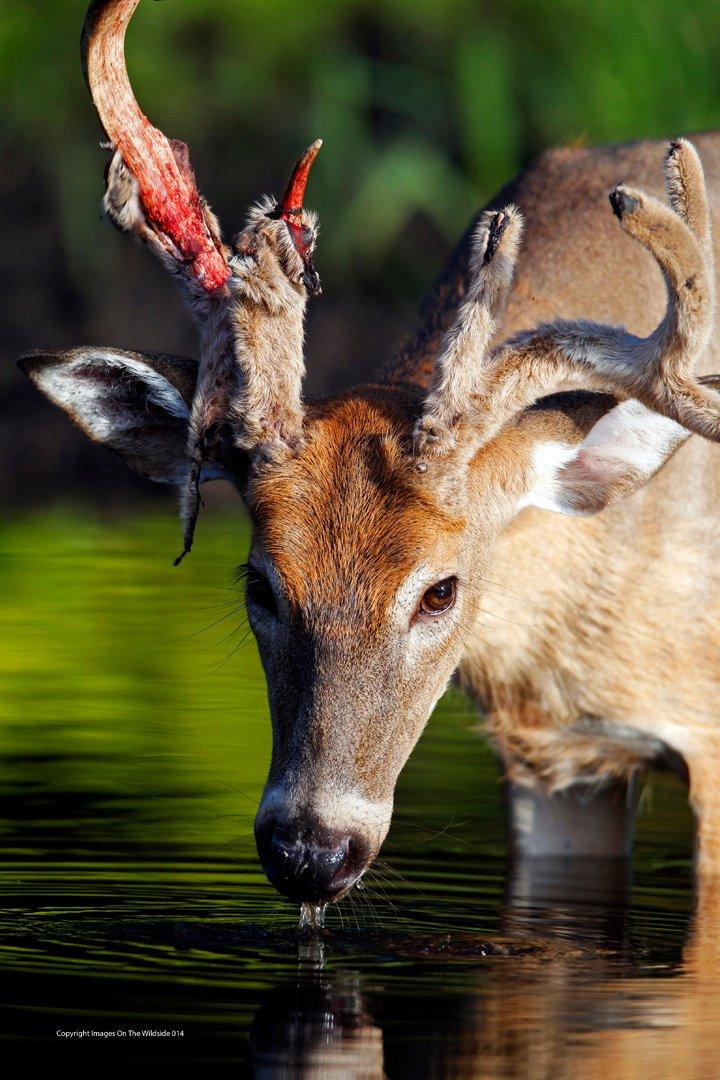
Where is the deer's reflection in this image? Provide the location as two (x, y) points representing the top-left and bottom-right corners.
(250, 942), (384, 1079)
(249, 860), (720, 1079)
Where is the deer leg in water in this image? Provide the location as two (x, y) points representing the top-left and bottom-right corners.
(506, 779), (637, 859)
(504, 780), (636, 913)
(687, 745), (720, 880)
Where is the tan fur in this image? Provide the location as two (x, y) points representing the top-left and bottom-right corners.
(413, 136), (720, 879)
(251, 388), (462, 614)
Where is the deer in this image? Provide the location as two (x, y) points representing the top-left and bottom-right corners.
(20, 0), (720, 915)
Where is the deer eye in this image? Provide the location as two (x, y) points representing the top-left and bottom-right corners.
(417, 577), (457, 618)
(245, 568), (278, 618)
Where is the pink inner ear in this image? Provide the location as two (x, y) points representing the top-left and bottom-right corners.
(568, 448), (621, 481)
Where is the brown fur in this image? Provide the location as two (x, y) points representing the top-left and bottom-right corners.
(251, 387), (463, 614)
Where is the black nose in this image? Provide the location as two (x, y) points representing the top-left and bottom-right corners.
(256, 820), (366, 902)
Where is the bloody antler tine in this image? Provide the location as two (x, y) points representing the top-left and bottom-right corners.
(81, 0), (229, 293)
(279, 139), (323, 219)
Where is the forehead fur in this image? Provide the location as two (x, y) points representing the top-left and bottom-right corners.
(250, 387), (464, 615)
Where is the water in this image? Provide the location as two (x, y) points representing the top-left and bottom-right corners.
(1, 509), (718, 1075)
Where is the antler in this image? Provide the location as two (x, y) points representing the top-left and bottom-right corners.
(413, 206), (524, 458)
(82, 0), (230, 293)
(82, 0), (323, 562)
(414, 139), (718, 469)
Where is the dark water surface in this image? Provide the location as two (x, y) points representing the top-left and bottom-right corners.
(2, 511), (718, 1076)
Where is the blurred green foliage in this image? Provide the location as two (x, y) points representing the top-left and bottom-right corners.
(2, 0), (720, 299)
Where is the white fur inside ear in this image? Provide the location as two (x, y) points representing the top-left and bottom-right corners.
(519, 441), (580, 514)
(41, 367), (117, 442)
(579, 399), (686, 470)
(23, 347), (203, 486)
(39, 351), (191, 437)
(121, 358), (190, 420)
(521, 400), (689, 516)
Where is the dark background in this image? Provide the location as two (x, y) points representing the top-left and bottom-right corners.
(3, 0), (720, 506)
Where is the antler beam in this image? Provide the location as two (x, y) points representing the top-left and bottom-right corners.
(82, 0), (230, 292)
(413, 139), (718, 469)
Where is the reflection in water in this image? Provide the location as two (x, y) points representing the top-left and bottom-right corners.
(249, 861), (720, 1080)
(251, 942), (384, 1079)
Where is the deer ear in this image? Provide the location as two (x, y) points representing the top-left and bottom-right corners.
(520, 398), (691, 516)
(18, 347), (220, 485)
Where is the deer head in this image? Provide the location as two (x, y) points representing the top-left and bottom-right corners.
(19, 1), (720, 909)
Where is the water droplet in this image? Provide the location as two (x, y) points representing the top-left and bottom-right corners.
(299, 901), (326, 932)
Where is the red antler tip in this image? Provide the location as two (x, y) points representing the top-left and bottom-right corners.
(279, 139), (323, 219)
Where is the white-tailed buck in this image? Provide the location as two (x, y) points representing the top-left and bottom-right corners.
(21, 0), (720, 909)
